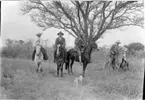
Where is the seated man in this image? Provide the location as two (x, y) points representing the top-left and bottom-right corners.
(74, 34), (84, 65)
(54, 31), (67, 63)
(109, 40), (121, 68)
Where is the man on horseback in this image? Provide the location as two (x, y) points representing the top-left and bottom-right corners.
(54, 31), (67, 63)
(109, 40), (121, 68)
(74, 34), (84, 65)
(32, 33), (48, 61)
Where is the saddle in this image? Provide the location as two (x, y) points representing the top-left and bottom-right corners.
(32, 46), (48, 61)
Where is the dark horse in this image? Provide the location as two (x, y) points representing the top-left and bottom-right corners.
(55, 45), (66, 77)
(65, 41), (99, 77)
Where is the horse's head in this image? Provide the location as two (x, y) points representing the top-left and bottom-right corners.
(35, 45), (42, 56)
(56, 44), (64, 56)
(89, 41), (99, 51)
(82, 41), (99, 60)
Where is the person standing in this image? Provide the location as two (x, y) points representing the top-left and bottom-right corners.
(109, 40), (121, 68)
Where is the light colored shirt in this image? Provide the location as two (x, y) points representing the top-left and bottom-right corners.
(33, 38), (43, 47)
(110, 44), (120, 54)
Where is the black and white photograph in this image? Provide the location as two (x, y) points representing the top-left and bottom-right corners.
(0, 0), (145, 100)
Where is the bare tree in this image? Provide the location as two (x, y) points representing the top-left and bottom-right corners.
(20, 0), (144, 45)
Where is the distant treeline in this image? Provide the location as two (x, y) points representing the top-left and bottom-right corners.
(1, 39), (144, 59)
(124, 42), (144, 58)
(1, 39), (54, 60)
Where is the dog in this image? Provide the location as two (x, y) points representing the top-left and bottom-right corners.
(74, 75), (83, 88)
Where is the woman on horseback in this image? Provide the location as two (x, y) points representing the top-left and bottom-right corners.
(32, 33), (48, 61)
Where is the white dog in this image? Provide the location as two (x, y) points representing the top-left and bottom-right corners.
(74, 75), (83, 88)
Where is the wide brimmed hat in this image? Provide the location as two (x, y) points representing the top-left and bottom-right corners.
(36, 33), (43, 37)
(57, 31), (64, 35)
(116, 40), (121, 44)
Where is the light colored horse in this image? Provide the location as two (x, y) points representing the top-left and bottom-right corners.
(105, 47), (127, 70)
(34, 45), (44, 73)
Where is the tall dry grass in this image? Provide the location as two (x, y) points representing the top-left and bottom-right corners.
(0, 53), (144, 100)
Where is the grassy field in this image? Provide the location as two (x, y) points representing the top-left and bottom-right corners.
(0, 51), (144, 100)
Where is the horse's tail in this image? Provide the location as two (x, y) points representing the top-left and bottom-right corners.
(65, 52), (70, 70)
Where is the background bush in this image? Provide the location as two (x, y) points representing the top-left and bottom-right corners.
(1, 39), (54, 60)
(124, 42), (144, 58)
(1, 39), (144, 60)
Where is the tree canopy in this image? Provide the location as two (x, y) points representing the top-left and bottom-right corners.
(20, 0), (144, 44)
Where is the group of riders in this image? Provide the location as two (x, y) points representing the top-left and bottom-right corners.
(32, 31), (128, 68)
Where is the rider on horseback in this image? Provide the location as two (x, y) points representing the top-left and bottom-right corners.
(74, 34), (84, 65)
(32, 33), (48, 61)
(109, 40), (121, 68)
(34, 33), (43, 47)
(54, 31), (67, 63)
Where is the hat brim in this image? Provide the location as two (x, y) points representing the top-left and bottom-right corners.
(57, 33), (64, 35)
(36, 33), (42, 37)
(116, 42), (121, 44)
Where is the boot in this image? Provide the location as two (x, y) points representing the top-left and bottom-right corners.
(32, 49), (36, 61)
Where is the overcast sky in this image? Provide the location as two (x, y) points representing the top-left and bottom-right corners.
(1, 1), (145, 47)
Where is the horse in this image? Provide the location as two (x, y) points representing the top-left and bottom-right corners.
(65, 41), (99, 77)
(105, 47), (129, 71)
(34, 45), (44, 73)
(55, 44), (66, 77)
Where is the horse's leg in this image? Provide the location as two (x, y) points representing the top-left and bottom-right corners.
(70, 59), (74, 74)
(68, 60), (70, 75)
(61, 63), (64, 77)
(39, 61), (43, 73)
(57, 63), (59, 76)
(82, 62), (88, 77)
(37, 62), (41, 72)
(65, 58), (70, 74)
(40, 64), (43, 73)
(36, 63), (39, 73)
